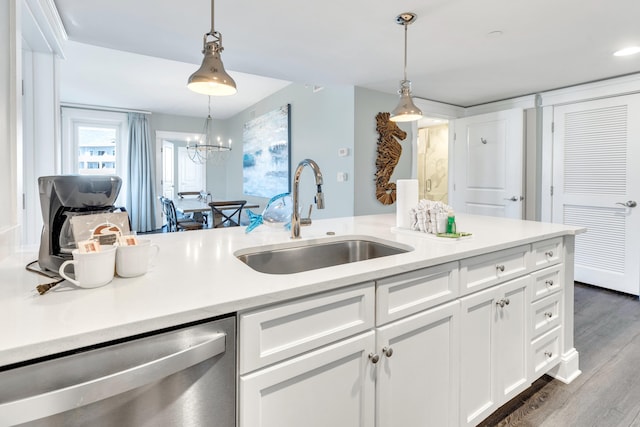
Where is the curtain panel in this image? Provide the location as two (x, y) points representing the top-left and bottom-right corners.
(127, 113), (157, 232)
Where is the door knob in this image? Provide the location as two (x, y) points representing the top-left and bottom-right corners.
(615, 200), (637, 208)
(504, 196), (518, 201)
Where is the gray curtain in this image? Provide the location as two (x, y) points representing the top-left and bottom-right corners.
(127, 113), (157, 232)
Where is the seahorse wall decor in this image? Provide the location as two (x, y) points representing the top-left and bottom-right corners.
(375, 112), (407, 205)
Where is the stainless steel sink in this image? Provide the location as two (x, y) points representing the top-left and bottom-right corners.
(235, 236), (412, 274)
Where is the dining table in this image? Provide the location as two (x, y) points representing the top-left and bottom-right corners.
(173, 198), (259, 227)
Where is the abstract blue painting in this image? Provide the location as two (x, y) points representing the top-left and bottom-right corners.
(242, 104), (290, 198)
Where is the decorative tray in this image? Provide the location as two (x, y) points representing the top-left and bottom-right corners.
(391, 227), (473, 241)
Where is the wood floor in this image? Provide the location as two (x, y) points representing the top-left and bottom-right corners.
(481, 283), (640, 427)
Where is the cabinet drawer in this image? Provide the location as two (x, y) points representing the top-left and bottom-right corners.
(531, 292), (562, 340)
(239, 283), (375, 374)
(376, 261), (458, 325)
(530, 327), (561, 378)
(531, 238), (563, 270)
(531, 264), (563, 302)
(460, 245), (530, 296)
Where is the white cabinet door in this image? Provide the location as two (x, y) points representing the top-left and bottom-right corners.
(239, 331), (375, 427)
(459, 276), (530, 426)
(451, 108), (524, 219)
(552, 94), (640, 295)
(376, 300), (459, 427)
(496, 275), (530, 402)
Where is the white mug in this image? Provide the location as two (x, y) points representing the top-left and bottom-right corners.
(115, 238), (160, 278)
(59, 245), (117, 288)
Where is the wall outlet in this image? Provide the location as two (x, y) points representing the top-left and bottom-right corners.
(337, 172), (348, 182)
(338, 148), (349, 157)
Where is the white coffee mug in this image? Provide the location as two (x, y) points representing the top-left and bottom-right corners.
(59, 245), (117, 288)
(115, 238), (160, 278)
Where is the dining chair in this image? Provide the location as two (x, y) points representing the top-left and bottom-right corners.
(209, 200), (247, 228)
(160, 196), (204, 232)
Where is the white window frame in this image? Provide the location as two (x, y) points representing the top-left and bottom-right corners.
(61, 107), (129, 206)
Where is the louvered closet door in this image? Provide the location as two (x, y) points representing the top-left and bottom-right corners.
(552, 94), (640, 295)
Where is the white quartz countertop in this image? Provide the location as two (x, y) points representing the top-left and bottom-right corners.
(0, 214), (584, 367)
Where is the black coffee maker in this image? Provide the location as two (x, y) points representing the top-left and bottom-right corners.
(38, 175), (123, 272)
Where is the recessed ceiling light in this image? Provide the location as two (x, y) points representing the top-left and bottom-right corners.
(613, 46), (640, 57)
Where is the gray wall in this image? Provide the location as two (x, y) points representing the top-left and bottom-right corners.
(218, 83), (356, 220)
(354, 86), (414, 216)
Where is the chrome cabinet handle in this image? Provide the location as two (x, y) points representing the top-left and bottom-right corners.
(616, 200), (637, 208)
(544, 312), (553, 318)
(545, 279), (554, 287)
(545, 250), (554, 257)
(0, 331), (227, 425)
(369, 353), (380, 364)
(382, 346), (394, 358)
(544, 351), (553, 358)
(504, 196), (517, 201)
(496, 298), (510, 308)
(496, 264), (505, 272)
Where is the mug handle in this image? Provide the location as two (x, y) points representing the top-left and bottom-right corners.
(59, 260), (79, 286)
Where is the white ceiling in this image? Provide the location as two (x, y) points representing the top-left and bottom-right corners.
(54, 0), (640, 119)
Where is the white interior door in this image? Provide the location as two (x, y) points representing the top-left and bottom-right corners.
(162, 141), (175, 199)
(552, 94), (640, 295)
(178, 147), (206, 193)
(451, 108), (524, 218)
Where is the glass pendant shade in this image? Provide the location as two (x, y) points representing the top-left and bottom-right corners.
(390, 80), (423, 122)
(188, 41), (237, 96)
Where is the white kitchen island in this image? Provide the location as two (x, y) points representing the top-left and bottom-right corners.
(0, 213), (584, 426)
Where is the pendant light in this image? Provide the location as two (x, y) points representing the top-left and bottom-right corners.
(187, 0), (237, 96)
(390, 12), (423, 122)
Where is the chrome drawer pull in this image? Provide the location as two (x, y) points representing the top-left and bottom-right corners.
(496, 264), (505, 272)
(544, 312), (553, 318)
(544, 351), (553, 358)
(382, 346), (394, 358)
(545, 279), (554, 287)
(368, 353), (380, 364)
(545, 250), (554, 257)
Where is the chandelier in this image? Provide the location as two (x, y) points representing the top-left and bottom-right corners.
(187, 96), (232, 164)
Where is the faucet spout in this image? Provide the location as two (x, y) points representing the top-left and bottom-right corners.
(291, 159), (325, 239)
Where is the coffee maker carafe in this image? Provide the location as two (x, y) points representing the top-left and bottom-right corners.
(38, 175), (123, 272)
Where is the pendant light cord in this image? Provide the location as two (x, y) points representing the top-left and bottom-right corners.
(403, 22), (408, 81)
(210, 0), (215, 34)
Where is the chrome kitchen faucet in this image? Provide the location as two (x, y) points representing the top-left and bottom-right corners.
(291, 159), (324, 239)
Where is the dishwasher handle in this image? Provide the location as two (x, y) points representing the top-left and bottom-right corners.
(0, 331), (226, 425)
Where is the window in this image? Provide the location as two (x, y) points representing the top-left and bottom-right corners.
(76, 126), (118, 175)
(61, 107), (129, 206)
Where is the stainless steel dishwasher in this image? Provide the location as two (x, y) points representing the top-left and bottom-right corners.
(0, 315), (236, 427)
